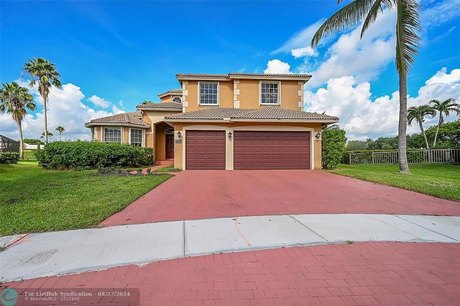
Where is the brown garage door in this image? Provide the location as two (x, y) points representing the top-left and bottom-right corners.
(234, 131), (310, 170)
(186, 130), (226, 170)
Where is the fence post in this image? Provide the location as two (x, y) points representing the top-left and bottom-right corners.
(428, 149), (432, 163)
(371, 152), (375, 164)
(349, 153), (352, 165)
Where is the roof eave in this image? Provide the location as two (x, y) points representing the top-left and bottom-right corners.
(85, 122), (150, 129)
(137, 107), (183, 112)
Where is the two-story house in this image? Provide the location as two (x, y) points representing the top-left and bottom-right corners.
(85, 73), (338, 170)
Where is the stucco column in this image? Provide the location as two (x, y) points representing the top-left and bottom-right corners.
(226, 129), (234, 170)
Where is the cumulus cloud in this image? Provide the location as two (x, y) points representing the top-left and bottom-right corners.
(88, 95), (111, 108)
(0, 82), (122, 141)
(264, 59), (291, 74)
(305, 68), (460, 139)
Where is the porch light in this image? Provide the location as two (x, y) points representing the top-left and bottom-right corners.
(228, 131), (233, 139)
(177, 131), (182, 140)
(315, 132), (321, 139)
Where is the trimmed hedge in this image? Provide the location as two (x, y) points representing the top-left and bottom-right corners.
(0, 152), (20, 164)
(36, 141), (154, 170)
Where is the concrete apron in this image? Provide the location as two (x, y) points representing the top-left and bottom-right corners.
(1, 214), (459, 282)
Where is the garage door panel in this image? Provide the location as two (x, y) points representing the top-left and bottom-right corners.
(186, 131), (226, 170)
(234, 131), (310, 170)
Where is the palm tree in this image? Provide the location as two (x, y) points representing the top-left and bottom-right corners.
(23, 58), (61, 144)
(41, 131), (54, 139)
(0, 82), (36, 159)
(311, 0), (420, 174)
(56, 126), (65, 141)
(429, 99), (459, 147)
(407, 105), (436, 149)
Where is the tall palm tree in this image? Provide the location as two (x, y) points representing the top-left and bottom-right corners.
(23, 58), (61, 144)
(0, 82), (36, 159)
(407, 105), (436, 149)
(429, 98), (459, 147)
(56, 126), (65, 141)
(311, 0), (420, 174)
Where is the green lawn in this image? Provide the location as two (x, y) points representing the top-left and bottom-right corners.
(329, 163), (460, 201)
(0, 161), (171, 236)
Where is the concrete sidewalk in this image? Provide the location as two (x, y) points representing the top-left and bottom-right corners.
(1, 214), (459, 282)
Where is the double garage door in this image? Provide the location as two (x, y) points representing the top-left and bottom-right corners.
(186, 130), (310, 170)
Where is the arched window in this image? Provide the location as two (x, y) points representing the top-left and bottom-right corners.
(172, 96), (182, 103)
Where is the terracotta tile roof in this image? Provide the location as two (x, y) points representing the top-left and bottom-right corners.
(158, 89), (182, 97)
(176, 73), (311, 82)
(85, 112), (150, 128)
(136, 102), (183, 111)
(164, 107), (338, 122)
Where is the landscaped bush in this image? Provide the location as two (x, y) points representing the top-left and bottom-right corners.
(36, 141), (154, 170)
(0, 152), (20, 164)
(322, 126), (347, 169)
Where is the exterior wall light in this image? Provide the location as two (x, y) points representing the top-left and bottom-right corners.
(177, 131), (182, 140)
(315, 132), (321, 139)
(228, 131), (233, 139)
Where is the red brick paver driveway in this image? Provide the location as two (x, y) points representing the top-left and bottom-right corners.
(5, 242), (460, 305)
(102, 170), (460, 226)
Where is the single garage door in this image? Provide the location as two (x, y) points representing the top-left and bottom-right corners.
(186, 130), (226, 170)
(234, 131), (310, 170)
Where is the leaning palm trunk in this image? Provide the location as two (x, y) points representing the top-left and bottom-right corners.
(419, 121), (429, 149)
(17, 121), (24, 160)
(433, 115), (442, 147)
(397, 70), (409, 173)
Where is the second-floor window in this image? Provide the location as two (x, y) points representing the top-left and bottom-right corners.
(104, 128), (122, 143)
(199, 82), (218, 105)
(130, 128), (143, 147)
(260, 81), (280, 105)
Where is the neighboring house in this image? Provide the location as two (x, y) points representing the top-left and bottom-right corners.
(85, 73), (338, 170)
(0, 135), (20, 153)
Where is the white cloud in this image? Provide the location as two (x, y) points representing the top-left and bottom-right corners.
(305, 12), (396, 87)
(0, 82), (120, 141)
(112, 105), (125, 114)
(88, 95), (111, 108)
(305, 68), (460, 140)
(264, 59), (291, 74)
(291, 46), (317, 58)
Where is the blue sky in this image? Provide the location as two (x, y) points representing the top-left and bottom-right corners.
(1, 0), (460, 140)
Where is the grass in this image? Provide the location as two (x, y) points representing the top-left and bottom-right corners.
(154, 166), (181, 173)
(0, 161), (171, 236)
(329, 163), (460, 201)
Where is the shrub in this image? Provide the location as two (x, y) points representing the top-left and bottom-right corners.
(322, 126), (347, 169)
(36, 141), (154, 170)
(0, 152), (19, 164)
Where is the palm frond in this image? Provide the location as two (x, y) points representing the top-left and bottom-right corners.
(361, 0), (394, 38)
(395, 0), (421, 74)
(311, 0), (376, 47)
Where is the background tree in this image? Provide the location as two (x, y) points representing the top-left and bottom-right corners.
(322, 124), (347, 169)
(311, 0), (421, 174)
(41, 131), (54, 140)
(0, 82), (36, 159)
(56, 126), (65, 141)
(23, 58), (61, 144)
(429, 98), (459, 147)
(407, 105), (436, 149)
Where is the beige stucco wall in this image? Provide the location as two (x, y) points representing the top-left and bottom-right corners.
(170, 122), (322, 170)
(183, 79), (303, 112)
(141, 110), (180, 159)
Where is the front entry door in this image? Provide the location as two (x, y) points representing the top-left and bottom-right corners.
(166, 134), (174, 159)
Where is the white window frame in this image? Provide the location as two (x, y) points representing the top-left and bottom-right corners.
(198, 81), (220, 106)
(129, 128), (144, 147)
(103, 127), (123, 143)
(259, 81), (281, 105)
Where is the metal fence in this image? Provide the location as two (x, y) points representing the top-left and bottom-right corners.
(345, 148), (460, 164)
